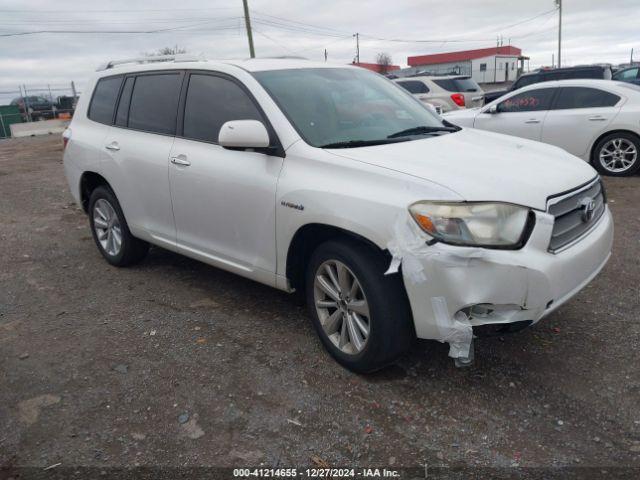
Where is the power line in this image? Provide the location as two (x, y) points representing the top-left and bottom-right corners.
(252, 27), (297, 55)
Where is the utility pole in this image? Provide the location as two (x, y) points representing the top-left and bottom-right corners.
(556, 0), (562, 68)
(494, 36), (499, 82)
(242, 0), (255, 58)
(631, 48), (634, 65)
(353, 33), (360, 63)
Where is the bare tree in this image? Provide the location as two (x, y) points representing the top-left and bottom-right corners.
(376, 52), (393, 73)
(145, 45), (187, 57)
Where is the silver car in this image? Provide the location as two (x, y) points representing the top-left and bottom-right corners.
(394, 75), (485, 113)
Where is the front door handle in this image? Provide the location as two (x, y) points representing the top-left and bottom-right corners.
(170, 155), (191, 166)
(524, 119), (541, 124)
(588, 116), (607, 121)
(105, 142), (120, 151)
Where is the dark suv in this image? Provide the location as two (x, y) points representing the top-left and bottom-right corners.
(484, 65), (613, 104)
(10, 96), (55, 121)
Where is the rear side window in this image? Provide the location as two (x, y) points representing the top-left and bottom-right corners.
(396, 80), (429, 94)
(498, 88), (555, 113)
(433, 78), (479, 92)
(513, 74), (542, 89)
(553, 87), (620, 109)
(115, 77), (134, 127)
(182, 74), (263, 143)
(88, 76), (122, 124)
(128, 73), (182, 135)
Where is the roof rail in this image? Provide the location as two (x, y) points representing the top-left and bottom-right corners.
(96, 54), (205, 72)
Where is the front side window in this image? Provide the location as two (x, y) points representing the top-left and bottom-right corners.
(614, 68), (639, 81)
(128, 73), (182, 135)
(396, 80), (429, 94)
(183, 74), (263, 143)
(88, 76), (123, 125)
(254, 68), (448, 148)
(553, 87), (620, 109)
(497, 88), (555, 113)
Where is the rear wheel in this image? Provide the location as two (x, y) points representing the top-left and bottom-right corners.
(305, 239), (414, 373)
(592, 132), (640, 176)
(88, 186), (149, 266)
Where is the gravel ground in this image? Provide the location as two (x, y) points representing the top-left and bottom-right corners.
(1, 135), (639, 478)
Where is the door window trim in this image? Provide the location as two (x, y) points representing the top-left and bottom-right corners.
(176, 70), (285, 158)
(113, 70), (186, 137)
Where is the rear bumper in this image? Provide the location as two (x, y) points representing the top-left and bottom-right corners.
(396, 207), (613, 358)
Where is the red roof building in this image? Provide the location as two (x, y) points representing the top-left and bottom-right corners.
(406, 46), (525, 84)
(408, 46), (522, 67)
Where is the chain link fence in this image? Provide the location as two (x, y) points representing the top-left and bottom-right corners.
(0, 82), (80, 138)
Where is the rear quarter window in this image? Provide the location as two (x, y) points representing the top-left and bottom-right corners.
(433, 78), (479, 92)
(88, 76), (123, 125)
(396, 80), (429, 94)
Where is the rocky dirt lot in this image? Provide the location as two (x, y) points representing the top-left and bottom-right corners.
(1, 135), (639, 478)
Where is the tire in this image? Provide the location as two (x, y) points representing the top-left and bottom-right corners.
(305, 239), (414, 373)
(591, 132), (640, 177)
(88, 186), (149, 267)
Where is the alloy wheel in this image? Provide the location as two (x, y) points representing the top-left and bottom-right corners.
(599, 138), (638, 173)
(313, 259), (370, 355)
(93, 198), (123, 257)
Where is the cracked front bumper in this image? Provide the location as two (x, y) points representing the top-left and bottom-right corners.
(398, 207), (613, 357)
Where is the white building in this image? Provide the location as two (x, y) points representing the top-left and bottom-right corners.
(405, 46), (528, 84)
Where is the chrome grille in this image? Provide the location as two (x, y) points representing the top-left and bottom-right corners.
(548, 178), (605, 252)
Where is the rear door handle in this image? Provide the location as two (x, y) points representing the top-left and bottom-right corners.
(524, 119), (541, 124)
(588, 116), (607, 121)
(105, 142), (120, 151)
(170, 155), (191, 166)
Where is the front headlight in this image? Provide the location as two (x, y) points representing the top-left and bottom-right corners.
(409, 201), (532, 248)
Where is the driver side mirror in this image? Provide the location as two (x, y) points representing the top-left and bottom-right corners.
(218, 120), (270, 149)
(487, 104), (498, 114)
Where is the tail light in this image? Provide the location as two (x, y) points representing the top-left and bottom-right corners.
(62, 128), (72, 149)
(451, 93), (465, 107)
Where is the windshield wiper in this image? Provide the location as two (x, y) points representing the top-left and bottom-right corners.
(387, 125), (459, 139)
(319, 138), (411, 149)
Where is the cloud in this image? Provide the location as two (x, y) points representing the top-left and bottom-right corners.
(0, 0), (637, 102)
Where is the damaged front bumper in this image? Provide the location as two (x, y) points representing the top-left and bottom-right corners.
(388, 206), (613, 359)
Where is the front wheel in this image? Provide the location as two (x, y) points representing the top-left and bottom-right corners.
(305, 239), (414, 373)
(592, 132), (640, 176)
(88, 186), (149, 266)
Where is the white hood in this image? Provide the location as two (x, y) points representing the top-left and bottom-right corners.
(442, 108), (480, 128)
(327, 128), (597, 211)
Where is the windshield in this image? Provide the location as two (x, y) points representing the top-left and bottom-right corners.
(253, 68), (448, 148)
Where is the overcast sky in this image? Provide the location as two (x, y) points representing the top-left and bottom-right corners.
(0, 0), (638, 100)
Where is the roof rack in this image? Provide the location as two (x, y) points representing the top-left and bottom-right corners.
(259, 55), (309, 60)
(96, 54), (205, 72)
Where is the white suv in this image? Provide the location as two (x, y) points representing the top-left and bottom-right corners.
(63, 56), (613, 372)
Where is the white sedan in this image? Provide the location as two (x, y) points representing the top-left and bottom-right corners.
(444, 79), (640, 176)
